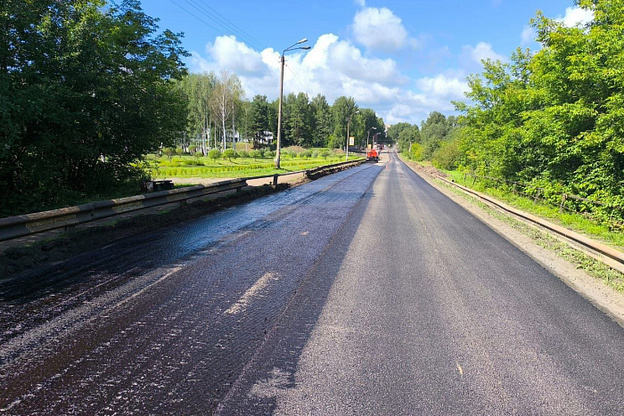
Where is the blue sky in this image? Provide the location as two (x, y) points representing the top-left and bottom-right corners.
(140, 0), (593, 125)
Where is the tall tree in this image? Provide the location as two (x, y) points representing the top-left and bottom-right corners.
(178, 72), (217, 155)
(310, 94), (333, 147)
(284, 92), (312, 146)
(332, 96), (358, 149)
(0, 0), (188, 215)
(250, 94), (270, 147)
(210, 70), (242, 150)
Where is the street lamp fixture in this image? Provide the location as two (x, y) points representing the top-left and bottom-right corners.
(275, 38), (311, 169)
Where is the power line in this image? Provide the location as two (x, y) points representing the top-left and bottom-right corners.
(165, 0), (225, 38)
(177, 0), (267, 52)
(286, 64), (308, 94)
(192, 0), (267, 51)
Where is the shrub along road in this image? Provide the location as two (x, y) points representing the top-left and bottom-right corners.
(1, 152), (623, 415)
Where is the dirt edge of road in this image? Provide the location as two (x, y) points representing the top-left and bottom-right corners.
(402, 158), (624, 328)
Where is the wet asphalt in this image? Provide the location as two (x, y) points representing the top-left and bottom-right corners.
(1, 152), (624, 415)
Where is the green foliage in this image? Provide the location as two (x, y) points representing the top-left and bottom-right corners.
(163, 148), (175, 160)
(222, 148), (237, 160)
(454, 0), (624, 223)
(431, 138), (461, 170)
(208, 149), (221, 160)
(250, 94), (270, 146)
(327, 134), (342, 149)
(0, 0), (188, 216)
(409, 143), (423, 161)
(332, 96), (358, 143)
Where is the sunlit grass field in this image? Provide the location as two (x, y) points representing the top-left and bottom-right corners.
(149, 147), (362, 179)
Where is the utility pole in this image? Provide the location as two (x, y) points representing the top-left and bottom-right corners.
(275, 39), (311, 169)
(366, 126), (377, 149)
(346, 110), (359, 161)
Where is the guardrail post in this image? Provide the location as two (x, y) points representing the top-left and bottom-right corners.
(273, 174), (278, 187)
(560, 194), (567, 213)
(534, 189), (541, 204)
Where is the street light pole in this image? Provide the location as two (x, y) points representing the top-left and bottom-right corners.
(346, 110), (359, 161)
(366, 126), (377, 149)
(276, 54), (286, 169)
(275, 38), (310, 169)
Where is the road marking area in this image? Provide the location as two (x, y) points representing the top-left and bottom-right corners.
(456, 361), (464, 376)
(225, 272), (279, 315)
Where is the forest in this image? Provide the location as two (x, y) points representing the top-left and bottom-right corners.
(0, 0), (383, 216)
(175, 71), (386, 155)
(392, 0), (623, 223)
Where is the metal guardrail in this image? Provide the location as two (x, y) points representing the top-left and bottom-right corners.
(0, 158), (365, 242)
(0, 179), (247, 242)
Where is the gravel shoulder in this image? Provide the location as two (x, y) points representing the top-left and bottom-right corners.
(401, 158), (624, 327)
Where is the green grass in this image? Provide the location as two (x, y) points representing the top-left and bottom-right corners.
(150, 155), (360, 179)
(442, 169), (624, 252)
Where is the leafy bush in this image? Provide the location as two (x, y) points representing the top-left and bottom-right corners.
(409, 143), (423, 161)
(222, 149), (237, 160)
(327, 134), (342, 149)
(162, 147), (174, 160)
(319, 149), (330, 159)
(431, 139), (461, 170)
(208, 149), (221, 160)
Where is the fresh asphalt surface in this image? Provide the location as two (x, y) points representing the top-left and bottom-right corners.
(1, 151), (624, 415)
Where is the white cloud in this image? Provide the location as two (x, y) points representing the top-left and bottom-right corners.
(205, 35), (267, 76)
(416, 75), (468, 100)
(461, 42), (507, 66)
(520, 25), (535, 46)
(189, 30), (471, 126)
(354, 0), (366, 7)
(353, 7), (415, 52)
(189, 33), (405, 107)
(558, 6), (594, 27)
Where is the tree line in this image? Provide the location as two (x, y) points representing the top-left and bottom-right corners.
(0, 0), (384, 216)
(456, 0), (623, 215)
(393, 1), (623, 219)
(388, 111), (461, 169)
(1, 0), (188, 215)
(176, 72), (386, 154)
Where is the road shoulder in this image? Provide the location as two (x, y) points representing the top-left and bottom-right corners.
(402, 159), (624, 327)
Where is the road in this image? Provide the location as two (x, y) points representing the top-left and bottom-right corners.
(1, 151), (623, 415)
